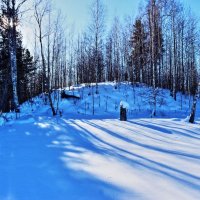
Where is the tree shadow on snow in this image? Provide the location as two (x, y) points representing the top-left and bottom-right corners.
(0, 119), (127, 200)
(65, 120), (200, 190)
(131, 119), (200, 140)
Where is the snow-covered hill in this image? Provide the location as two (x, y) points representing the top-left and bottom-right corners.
(0, 82), (200, 200)
(59, 82), (199, 119)
(11, 82), (200, 120)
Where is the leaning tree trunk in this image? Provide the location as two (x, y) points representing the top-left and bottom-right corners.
(40, 40), (56, 116)
(189, 84), (199, 123)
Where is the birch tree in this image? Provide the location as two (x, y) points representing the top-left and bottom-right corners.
(89, 0), (105, 93)
(1, 0), (27, 111)
(88, 0), (105, 114)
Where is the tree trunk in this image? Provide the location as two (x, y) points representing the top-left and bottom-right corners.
(189, 84), (199, 123)
(8, 1), (19, 110)
(35, 0), (56, 116)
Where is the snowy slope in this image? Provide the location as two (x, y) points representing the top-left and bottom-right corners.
(0, 82), (200, 200)
(65, 82), (200, 118)
(12, 82), (198, 120)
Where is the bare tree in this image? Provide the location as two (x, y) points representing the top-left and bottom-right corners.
(148, 0), (159, 116)
(89, 0), (105, 91)
(88, 0), (105, 114)
(34, 0), (56, 115)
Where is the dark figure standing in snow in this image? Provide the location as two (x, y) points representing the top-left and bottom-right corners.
(120, 106), (127, 121)
(120, 101), (129, 121)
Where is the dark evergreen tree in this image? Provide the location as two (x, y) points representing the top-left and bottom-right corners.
(130, 19), (147, 84)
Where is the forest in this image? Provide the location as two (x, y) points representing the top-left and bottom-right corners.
(0, 0), (199, 119)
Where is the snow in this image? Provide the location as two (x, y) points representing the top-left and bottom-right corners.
(0, 82), (200, 200)
(6, 82), (198, 120)
(120, 101), (129, 109)
(63, 90), (81, 98)
(0, 118), (4, 126)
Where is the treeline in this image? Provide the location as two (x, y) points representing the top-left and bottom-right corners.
(0, 0), (199, 114)
(75, 0), (199, 99)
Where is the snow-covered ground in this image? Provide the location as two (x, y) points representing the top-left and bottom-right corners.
(0, 82), (200, 200)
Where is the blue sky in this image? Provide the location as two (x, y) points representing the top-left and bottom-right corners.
(181, 0), (200, 15)
(22, 0), (200, 50)
(51, 0), (200, 33)
(52, 0), (142, 32)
